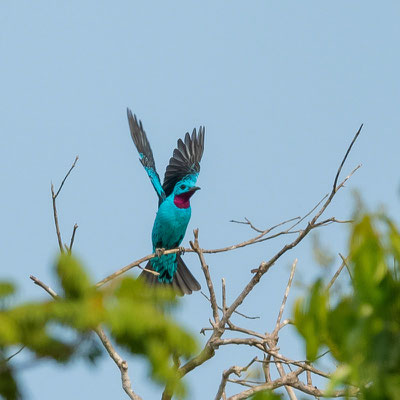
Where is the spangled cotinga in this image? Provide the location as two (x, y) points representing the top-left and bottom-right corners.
(127, 108), (204, 295)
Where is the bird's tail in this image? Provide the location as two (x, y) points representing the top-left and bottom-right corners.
(140, 255), (201, 296)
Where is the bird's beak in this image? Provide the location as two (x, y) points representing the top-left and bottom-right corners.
(189, 186), (201, 192)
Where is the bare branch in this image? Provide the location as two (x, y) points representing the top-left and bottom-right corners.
(51, 183), (64, 253)
(54, 156), (79, 199)
(262, 354), (272, 383)
(339, 252), (353, 281)
(223, 165), (361, 330)
(30, 275), (59, 299)
(333, 124), (363, 192)
(230, 216), (300, 234)
(288, 379), (359, 398)
(327, 254), (349, 290)
(306, 368), (312, 386)
(5, 346), (25, 362)
(214, 357), (258, 400)
(274, 259), (297, 335)
(69, 223), (78, 253)
(274, 360), (298, 400)
(201, 292), (259, 320)
(190, 229), (220, 324)
(51, 156), (79, 253)
(226, 368), (303, 400)
(95, 327), (142, 400)
(222, 278), (227, 315)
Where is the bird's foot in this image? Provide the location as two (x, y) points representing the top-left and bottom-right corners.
(178, 246), (185, 256)
(155, 247), (166, 257)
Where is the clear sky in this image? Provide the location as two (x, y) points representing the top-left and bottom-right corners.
(1, 1), (399, 399)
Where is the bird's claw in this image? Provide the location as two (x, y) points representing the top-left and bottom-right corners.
(155, 248), (166, 257)
(178, 246), (185, 256)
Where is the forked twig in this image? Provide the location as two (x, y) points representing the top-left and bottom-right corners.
(51, 156), (79, 252)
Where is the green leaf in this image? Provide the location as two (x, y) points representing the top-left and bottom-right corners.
(251, 390), (283, 399)
(55, 253), (92, 299)
(294, 280), (328, 360)
(294, 208), (400, 397)
(0, 282), (15, 299)
(0, 364), (20, 400)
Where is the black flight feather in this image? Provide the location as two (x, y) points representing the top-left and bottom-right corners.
(162, 126), (205, 198)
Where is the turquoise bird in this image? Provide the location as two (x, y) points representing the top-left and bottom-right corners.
(127, 108), (204, 295)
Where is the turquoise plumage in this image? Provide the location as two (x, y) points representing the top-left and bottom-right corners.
(127, 109), (204, 295)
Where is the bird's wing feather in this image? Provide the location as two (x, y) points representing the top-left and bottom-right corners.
(127, 108), (165, 202)
(162, 126), (205, 197)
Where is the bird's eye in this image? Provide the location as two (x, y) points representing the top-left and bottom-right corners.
(180, 184), (186, 190)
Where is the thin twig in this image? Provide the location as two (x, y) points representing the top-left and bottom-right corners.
(222, 278), (227, 315)
(5, 346), (25, 362)
(95, 327), (142, 400)
(200, 292), (259, 320)
(69, 223), (78, 253)
(30, 275), (59, 299)
(230, 216), (300, 234)
(333, 125), (363, 192)
(191, 229), (220, 324)
(327, 254), (348, 290)
(226, 368), (303, 400)
(339, 252), (353, 281)
(54, 156), (79, 199)
(288, 379), (359, 398)
(51, 183), (64, 253)
(51, 156), (79, 253)
(274, 259), (297, 335)
(214, 357), (258, 400)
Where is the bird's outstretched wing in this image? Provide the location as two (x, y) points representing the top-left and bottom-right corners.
(162, 127), (205, 197)
(127, 108), (165, 202)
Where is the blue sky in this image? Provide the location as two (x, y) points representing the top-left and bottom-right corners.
(1, 1), (399, 399)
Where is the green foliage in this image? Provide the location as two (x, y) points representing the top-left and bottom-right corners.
(294, 210), (400, 399)
(0, 253), (197, 399)
(251, 390), (283, 399)
(294, 279), (329, 360)
(55, 252), (92, 299)
(0, 282), (15, 300)
(0, 363), (20, 400)
(108, 277), (197, 396)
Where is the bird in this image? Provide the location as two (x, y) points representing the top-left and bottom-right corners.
(127, 108), (204, 295)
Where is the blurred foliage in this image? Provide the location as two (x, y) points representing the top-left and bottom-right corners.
(294, 209), (400, 399)
(0, 253), (197, 400)
(251, 390), (282, 399)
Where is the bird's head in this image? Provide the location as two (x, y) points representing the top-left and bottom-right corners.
(173, 180), (200, 209)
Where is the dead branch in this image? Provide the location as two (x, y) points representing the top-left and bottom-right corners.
(274, 259), (297, 335)
(226, 368), (303, 400)
(95, 327), (142, 400)
(327, 254), (349, 290)
(51, 156), (79, 252)
(69, 223), (78, 253)
(30, 275), (59, 299)
(191, 229), (220, 323)
(4, 346), (25, 362)
(171, 125), (362, 400)
(214, 357), (258, 400)
(200, 292), (259, 321)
